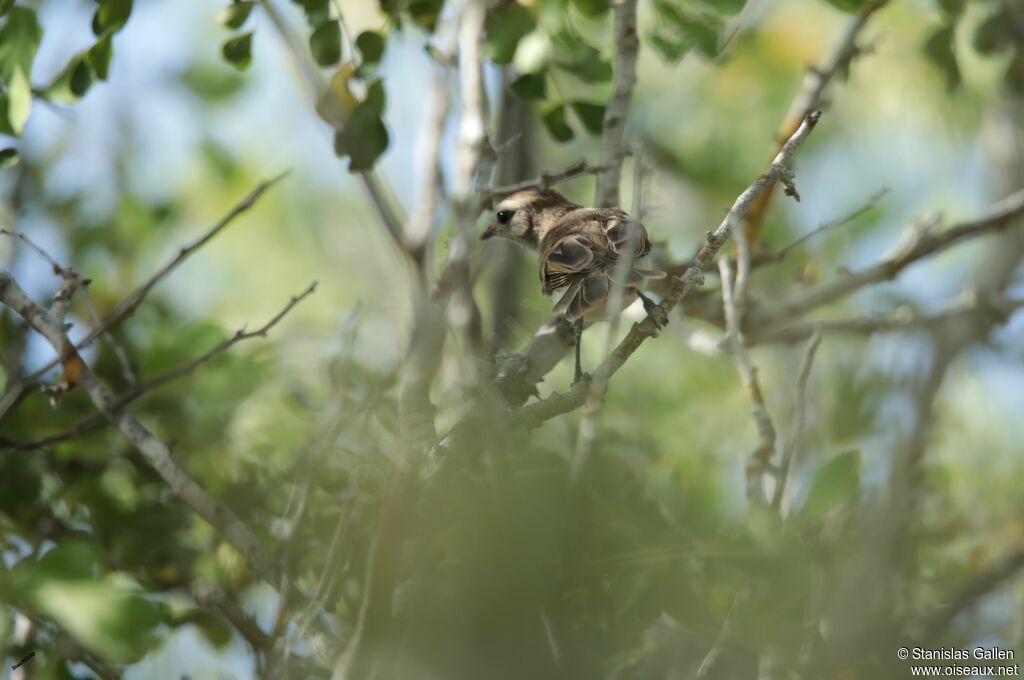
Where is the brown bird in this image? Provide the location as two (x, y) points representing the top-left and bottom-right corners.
(481, 187), (665, 383)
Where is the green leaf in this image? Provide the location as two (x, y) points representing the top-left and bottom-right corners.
(356, 31), (385, 65)
(542, 104), (573, 143)
(486, 4), (535, 64)
(290, 0), (329, 26)
(316, 63), (359, 127)
(409, 0), (444, 31)
(0, 147), (19, 167)
(0, 0), (14, 17)
(3, 66), (31, 135)
(87, 34), (113, 81)
(551, 30), (613, 81)
(0, 7), (42, 81)
(936, 0), (964, 16)
(222, 32), (253, 71)
(364, 78), (385, 115)
(569, 100), (604, 135)
(219, 1), (255, 30)
(510, 71), (546, 100)
(92, 0), (132, 36)
(973, 11), (1012, 56)
(179, 64), (246, 101)
(310, 20), (341, 67)
(70, 58), (94, 97)
(648, 0), (723, 61)
(800, 450), (860, 520)
(924, 23), (960, 90)
(571, 0), (609, 18)
(334, 101), (389, 171)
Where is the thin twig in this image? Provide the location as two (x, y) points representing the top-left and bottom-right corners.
(771, 329), (823, 511)
(482, 159), (609, 206)
(749, 187), (1024, 329)
(719, 254), (776, 507)
(0, 172), (290, 420)
(0, 271), (337, 667)
(1, 283), (317, 451)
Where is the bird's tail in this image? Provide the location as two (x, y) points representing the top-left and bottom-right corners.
(554, 269), (656, 321)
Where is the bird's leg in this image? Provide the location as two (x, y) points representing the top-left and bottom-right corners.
(572, 319), (589, 385)
(637, 290), (669, 330)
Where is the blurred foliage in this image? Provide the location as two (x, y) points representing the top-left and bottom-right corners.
(0, 0), (1023, 678)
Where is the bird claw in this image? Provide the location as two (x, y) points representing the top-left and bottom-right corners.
(572, 371), (591, 388)
(639, 293), (669, 330)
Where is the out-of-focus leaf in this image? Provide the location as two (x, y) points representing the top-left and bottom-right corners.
(648, 0), (723, 61)
(179, 63), (246, 101)
(2, 66), (31, 135)
(0, 0), (14, 17)
(486, 4), (535, 64)
(571, 0), (609, 18)
(569, 100), (604, 135)
(409, 0), (444, 30)
(552, 29), (613, 81)
(222, 32), (253, 71)
(290, 0), (329, 26)
(936, 0), (964, 16)
(924, 23), (960, 90)
(87, 34), (113, 81)
(364, 78), (385, 115)
(70, 58), (94, 97)
(0, 147), (19, 167)
(800, 450), (860, 520)
(356, 30), (385, 66)
(92, 0), (132, 36)
(315, 63), (359, 128)
(973, 11), (1012, 56)
(542, 104), (573, 142)
(310, 20), (341, 67)
(510, 71), (546, 100)
(219, 1), (254, 30)
(0, 7), (42, 80)
(334, 101), (389, 171)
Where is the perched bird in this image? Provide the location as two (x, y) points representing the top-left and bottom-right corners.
(481, 187), (665, 382)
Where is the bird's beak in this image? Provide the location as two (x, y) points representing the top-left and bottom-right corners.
(480, 224), (498, 240)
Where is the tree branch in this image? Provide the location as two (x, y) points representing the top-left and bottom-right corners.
(749, 187), (1024, 329)
(0, 271), (337, 667)
(595, 0), (639, 208)
(0, 172), (290, 421)
(1, 282), (318, 451)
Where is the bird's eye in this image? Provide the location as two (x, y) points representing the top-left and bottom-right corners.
(497, 210), (513, 225)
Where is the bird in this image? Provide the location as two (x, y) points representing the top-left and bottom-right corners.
(480, 187), (666, 383)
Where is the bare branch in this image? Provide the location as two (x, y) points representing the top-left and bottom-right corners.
(1, 283), (318, 451)
(595, 0), (639, 208)
(923, 545), (1024, 640)
(0, 172), (290, 420)
(719, 252), (776, 507)
(0, 271), (337, 667)
(482, 159), (609, 206)
(748, 292), (1024, 346)
(771, 329), (823, 511)
(740, 0), (889, 243)
(750, 187), (1024, 329)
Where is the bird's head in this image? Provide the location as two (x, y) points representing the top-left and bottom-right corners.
(481, 188), (580, 249)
